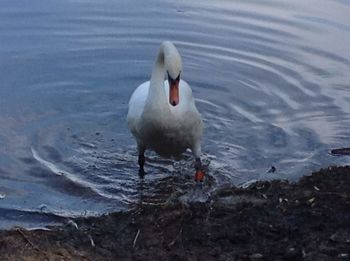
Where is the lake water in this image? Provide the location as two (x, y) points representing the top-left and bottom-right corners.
(0, 0), (350, 229)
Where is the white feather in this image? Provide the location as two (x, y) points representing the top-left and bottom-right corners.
(127, 41), (203, 159)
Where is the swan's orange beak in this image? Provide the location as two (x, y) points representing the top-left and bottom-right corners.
(168, 74), (180, 106)
(169, 81), (179, 106)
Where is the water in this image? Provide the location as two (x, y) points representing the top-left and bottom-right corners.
(0, 0), (349, 229)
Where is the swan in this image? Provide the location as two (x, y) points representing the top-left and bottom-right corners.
(126, 41), (205, 181)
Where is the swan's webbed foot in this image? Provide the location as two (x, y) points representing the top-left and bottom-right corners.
(194, 158), (205, 182)
(138, 154), (146, 178)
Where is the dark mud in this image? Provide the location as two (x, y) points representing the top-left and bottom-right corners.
(0, 166), (350, 260)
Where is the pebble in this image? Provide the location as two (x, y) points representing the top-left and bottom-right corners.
(250, 253), (263, 259)
(337, 253), (348, 258)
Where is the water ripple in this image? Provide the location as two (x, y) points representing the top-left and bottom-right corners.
(1, 0), (350, 228)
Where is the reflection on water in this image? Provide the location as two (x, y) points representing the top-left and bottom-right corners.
(0, 0), (349, 228)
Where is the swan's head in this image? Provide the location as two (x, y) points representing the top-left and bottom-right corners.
(167, 71), (180, 107)
(162, 41), (182, 106)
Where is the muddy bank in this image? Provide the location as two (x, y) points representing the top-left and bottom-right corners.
(0, 166), (349, 260)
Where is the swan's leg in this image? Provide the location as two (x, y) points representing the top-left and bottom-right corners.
(192, 144), (205, 182)
(138, 154), (145, 176)
(137, 144), (146, 177)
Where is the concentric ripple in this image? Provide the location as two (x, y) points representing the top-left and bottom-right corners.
(0, 0), (349, 228)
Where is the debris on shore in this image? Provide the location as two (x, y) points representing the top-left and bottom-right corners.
(0, 166), (349, 260)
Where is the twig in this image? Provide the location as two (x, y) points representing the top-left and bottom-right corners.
(16, 228), (40, 252)
(89, 234), (95, 247)
(133, 229), (140, 248)
(168, 228), (183, 247)
(16, 228), (49, 259)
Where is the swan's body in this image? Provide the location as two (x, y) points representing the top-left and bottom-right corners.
(127, 41), (204, 180)
(127, 79), (202, 158)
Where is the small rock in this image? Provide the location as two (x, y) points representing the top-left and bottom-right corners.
(337, 253), (348, 258)
(308, 197), (315, 204)
(267, 166), (276, 173)
(285, 247), (301, 259)
(331, 148), (350, 155)
(319, 243), (337, 255)
(330, 231), (350, 243)
(250, 253), (263, 259)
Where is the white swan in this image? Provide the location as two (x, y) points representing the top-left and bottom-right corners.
(127, 41), (205, 181)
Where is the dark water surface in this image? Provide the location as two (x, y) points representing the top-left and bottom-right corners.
(0, 0), (350, 228)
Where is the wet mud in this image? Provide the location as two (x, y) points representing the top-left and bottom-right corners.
(0, 166), (349, 260)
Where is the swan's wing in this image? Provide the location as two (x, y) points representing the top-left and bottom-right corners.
(126, 81), (150, 133)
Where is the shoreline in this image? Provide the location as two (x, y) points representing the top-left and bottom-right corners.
(0, 165), (349, 260)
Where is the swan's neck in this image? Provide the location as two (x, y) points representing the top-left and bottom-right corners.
(145, 45), (171, 117)
(148, 50), (167, 107)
